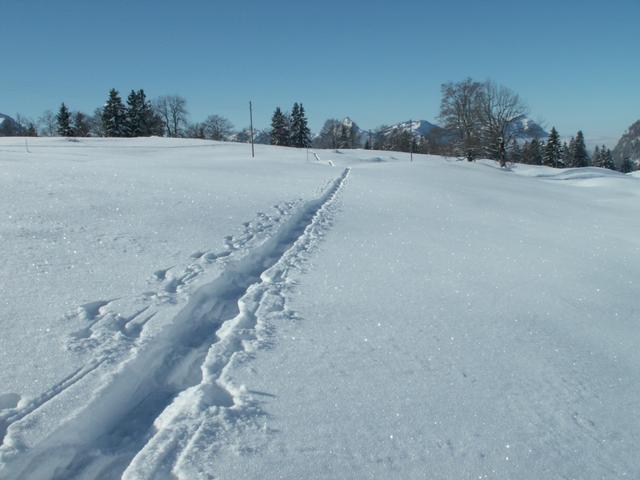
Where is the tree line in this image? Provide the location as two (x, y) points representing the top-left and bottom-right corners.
(26, 90), (314, 148)
(4, 80), (635, 171)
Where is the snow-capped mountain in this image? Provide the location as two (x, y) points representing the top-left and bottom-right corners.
(507, 117), (548, 140)
(613, 119), (640, 165)
(377, 119), (440, 137)
(377, 117), (546, 142)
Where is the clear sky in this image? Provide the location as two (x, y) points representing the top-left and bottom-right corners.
(2, 0), (638, 143)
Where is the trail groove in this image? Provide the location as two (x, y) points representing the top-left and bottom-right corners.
(0, 168), (350, 480)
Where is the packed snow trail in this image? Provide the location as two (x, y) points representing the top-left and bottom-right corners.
(0, 168), (349, 480)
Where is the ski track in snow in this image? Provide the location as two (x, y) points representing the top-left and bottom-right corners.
(0, 168), (350, 480)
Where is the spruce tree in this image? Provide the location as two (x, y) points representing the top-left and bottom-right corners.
(529, 138), (543, 165)
(270, 107), (290, 146)
(509, 140), (522, 164)
(289, 103), (300, 145)
(289, 102), (311, 148)
(56, 103), (73, 137)
(102, 89), (127, 137)
(559, 142), (570, 167)
(125, 90), (143, 137)
(567, 137), (577, 167)
(123, 89), (159, 137)
(573, 130), (589, 167)
(543, 127), (561, 167)
(521, 140), (531, 164)
(602, 146), (615, 170)
(592, 146), (601, 167)
(621, 157), (634, 173)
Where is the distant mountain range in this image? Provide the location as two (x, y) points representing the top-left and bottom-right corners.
(369, 119), (441, 137)
(361, 117), (548, 143)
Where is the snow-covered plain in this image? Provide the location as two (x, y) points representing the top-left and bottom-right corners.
(1, 137), (639, 479)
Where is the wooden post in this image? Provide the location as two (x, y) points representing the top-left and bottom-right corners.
(249, 101), (255, 158)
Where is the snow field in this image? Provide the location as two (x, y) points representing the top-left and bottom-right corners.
(1, 137), (639, 479)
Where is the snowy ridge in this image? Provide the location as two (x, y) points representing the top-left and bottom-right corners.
(0, 168), (350, 479)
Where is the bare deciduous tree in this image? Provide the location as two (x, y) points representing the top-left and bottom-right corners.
(203, 115), (234, 141)
(439, 78), (528, 161)
(438, 78), (484, 160)
(478, 80), (528, 159)
(154, 95), (188, 137)
(38, 110), (57, 136)
(185, 122), (206, 139)
(90, 107), (106, 137)
(314, 119), (342, 149)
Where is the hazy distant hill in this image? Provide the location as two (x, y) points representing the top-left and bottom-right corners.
(0, 113), (20, 136)
(612, 119), (640, 166)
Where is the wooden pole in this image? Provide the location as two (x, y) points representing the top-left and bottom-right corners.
(249, 101), (255, 158)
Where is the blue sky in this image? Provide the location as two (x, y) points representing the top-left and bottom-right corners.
(2, 0), (639, 142)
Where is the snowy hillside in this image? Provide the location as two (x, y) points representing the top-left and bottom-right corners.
(1, 138), (639, 479)
(613, 119), (640, 165)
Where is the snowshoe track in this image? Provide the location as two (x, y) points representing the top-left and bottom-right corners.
(0, 168), (350, 480)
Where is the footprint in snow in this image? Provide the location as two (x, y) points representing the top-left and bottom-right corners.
(0, 392), (21, 411)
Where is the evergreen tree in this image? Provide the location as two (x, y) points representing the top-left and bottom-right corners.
(270, 107), (289, 146)
(56, 103), (73, 137)
(559, 142), (570, 167)
(528, 138), (543, 165)
(289, 103), (300, 144)
(572, 130), (589, 167)
(601, 146), (615, 170)
(543, 127), (561, 167)
(125, 90), (144, 137)
(123, 89), (161, 137)
(566, 137), (577, 167)
(592, 146), (601, 167)
(621, 156), (634, 173)
(289, 102), (311, 148)
(102, 89), (127, 137)
(521, 140), (531, 164)
(509, 140), (522, 163)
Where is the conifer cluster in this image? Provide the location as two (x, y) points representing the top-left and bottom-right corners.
(270, 103), (311, 148)
(101, 89), (163, 137)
